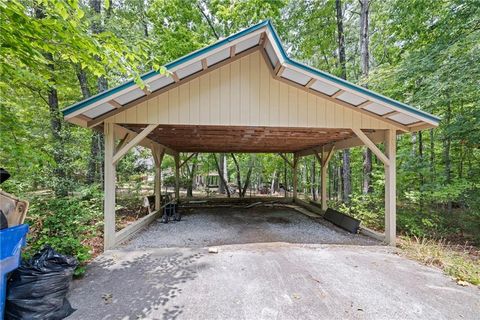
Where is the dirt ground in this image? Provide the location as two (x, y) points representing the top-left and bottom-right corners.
(66, 207), (479, 320)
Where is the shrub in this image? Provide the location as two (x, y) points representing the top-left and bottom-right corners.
(24, 185), (103, 276)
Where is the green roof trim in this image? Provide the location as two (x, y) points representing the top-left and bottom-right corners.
(62, 21), (269, 116)
(265, 21), (440, 124)
(63, 20), (440, 125)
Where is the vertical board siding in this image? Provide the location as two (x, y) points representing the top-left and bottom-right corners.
(190, 78), (200, 123)
(209, 69), (220, 125)
(249, 53), (260, 126)
(112, 51), (393, 130)
(240, 55), (250, 124)
(230, 60), (241, 125)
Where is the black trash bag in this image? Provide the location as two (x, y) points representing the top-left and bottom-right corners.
(5, 246), (78, 320)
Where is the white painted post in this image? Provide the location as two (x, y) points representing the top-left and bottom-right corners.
(104, 122), (116, 250)
(153, 147), (165, 211)
(385, 129), (397, 246)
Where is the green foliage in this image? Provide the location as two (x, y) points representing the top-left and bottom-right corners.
(1, 0), (479, 284)
(335, 193), (385, 230)
(24, 186), (103, 276)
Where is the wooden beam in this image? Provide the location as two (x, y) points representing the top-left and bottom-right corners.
(356, 101), (373, 109)
(278, 153), (293, 168)
(115, 133), (131, 153)
(76, 114), (92, 121)
(322, 145), (335, 166)
(201, 58), (208, 70)
(113, 124), (177, 156)
(113, 124), (158, 164)
(408, 123), (435, 132)
(276, 65), (285, 76)
(259, 33), (266, 47)
(108, 100), (123, 109)
(115, 209), (163, 246)
(352, 128), (390, 165)
(104, 122), (116, 250)
(230, 45), (236, 58)
(142, 87), (151, 96)
(305, 78), (316, 89)
(87, 46), (260, 128)
(330, 89), (345, 99)
(153, 145), (165, 211)
(383, 111), (401, 118)
(171, 71), (180, 82)
(179, 152), (198, 168)
(273, 62), (282, 75)
(384, 128), (396, 246)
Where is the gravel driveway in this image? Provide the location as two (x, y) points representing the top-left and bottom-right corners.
(123, 206), (378, 249)
(66, 207), (479, 320)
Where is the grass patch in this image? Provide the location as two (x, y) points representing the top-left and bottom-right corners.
(399, 236), (480, 286)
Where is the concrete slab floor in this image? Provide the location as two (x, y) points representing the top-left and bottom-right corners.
(66, 209), (479, 320)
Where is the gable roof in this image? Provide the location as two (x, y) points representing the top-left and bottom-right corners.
(63, 20), (440, 130)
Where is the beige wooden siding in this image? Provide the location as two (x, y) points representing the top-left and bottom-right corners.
(111, 51), (394, 130)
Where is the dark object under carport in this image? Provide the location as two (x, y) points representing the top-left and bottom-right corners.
(162, 203), (180, 223)
(323, 208), (361, 234)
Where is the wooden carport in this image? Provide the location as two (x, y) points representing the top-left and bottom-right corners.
(63, 21), (440, 250)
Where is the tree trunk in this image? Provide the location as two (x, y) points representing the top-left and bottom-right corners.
(186, 154), (198, 197)
(88, 0), (107, 185)
(213, 154), (230, 197)
(335, 0), (347, 80)
(443, 102), (452, 213)
(311, 159), (317, 200)
(342, 151), (351, 203)
(76, 66), (91, 99)
(241, 160), (254, 198)
(335, 0), (351, 202)
(218, 153), (227, 194)
(35, 6), (68, 196)
(430, 129), (435, 183)
(270, 170), (276, 195)
(359, 0), (373, 195)
(231, 153), (242, 196)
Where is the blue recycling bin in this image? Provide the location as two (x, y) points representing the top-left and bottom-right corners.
(0, 224), (29, 317)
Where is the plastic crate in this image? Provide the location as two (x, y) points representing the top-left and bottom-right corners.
(0, 224), (29, 317)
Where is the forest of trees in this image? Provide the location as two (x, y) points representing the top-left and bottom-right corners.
(1, 0), (479, 278)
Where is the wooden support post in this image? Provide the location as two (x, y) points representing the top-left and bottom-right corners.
(104, 122), (116, 250)
(385, 129), (397, 246)
(314, 145), (334, 212)
(153, 146), (165, 211)
(292, 154), (299, 201)
(174, 153), (180, 202)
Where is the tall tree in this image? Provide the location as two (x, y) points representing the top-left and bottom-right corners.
(335, 0), (352, 203)
(34, 6), (68, 196)
(87, 0), (108, 185)
(359, 0), (373, 194)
